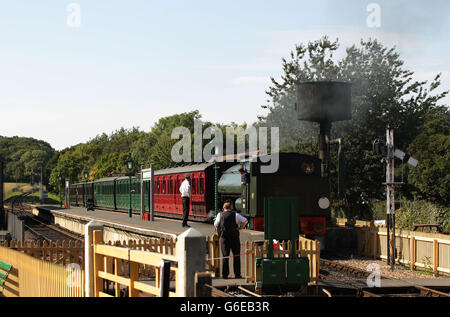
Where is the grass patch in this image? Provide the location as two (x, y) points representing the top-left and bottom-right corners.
(3, 183), (42, 197)
(4, 191), (61, 205)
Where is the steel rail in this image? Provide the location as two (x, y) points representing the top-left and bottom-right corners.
(320, 258), (450, 298)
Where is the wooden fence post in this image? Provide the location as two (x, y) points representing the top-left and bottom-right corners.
(92, 230), (104, 297)
(433, 239), (439, 277)
(129, 261), (139, 297)
(84, 220), (104, 297)
(373, 231), (378, 259)
(410, 236), (416, 271)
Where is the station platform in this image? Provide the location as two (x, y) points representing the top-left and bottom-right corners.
(31, 204), (263, 285)
(32, 204), (263, 241)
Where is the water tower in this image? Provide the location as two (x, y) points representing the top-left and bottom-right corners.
(295, 81), (352, 178)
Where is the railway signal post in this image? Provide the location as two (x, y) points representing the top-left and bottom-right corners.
(375, 128), (419, 270)
(386, 128), (396, 269)
(58, 173), (63, 208)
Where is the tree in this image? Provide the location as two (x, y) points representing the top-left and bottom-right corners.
(257, 36), (448, 219)
(0, 136), (55, 184)
(407, 112), (450, 206)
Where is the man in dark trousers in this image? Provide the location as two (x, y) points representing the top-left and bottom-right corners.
(214, 202), (248, 279)
(179, 173), (191, 227)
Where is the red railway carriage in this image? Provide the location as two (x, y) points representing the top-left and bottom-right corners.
(152, 162), (232, 221)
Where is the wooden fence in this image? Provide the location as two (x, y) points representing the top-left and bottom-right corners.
(205, 234), (220, 276)
(103, 238), (176, 280)
(0, 245), (84, 297)
(93, 230), (179, 297)
(244, 236), (321, 285)
(335, 218), (450, 276)
(1, 240), (84, 268)
(104, 236), (219, 279)
(0, 234), (218, 297)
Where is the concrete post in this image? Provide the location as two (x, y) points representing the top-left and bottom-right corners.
(84, 220), (104, 297)
(176, 228), (206, 297)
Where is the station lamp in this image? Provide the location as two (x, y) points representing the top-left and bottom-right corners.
(58, 173), (63, 208)
(126, 156), (133, 172)
(125, 156), (134, 218)
(83, 168), (89, 208)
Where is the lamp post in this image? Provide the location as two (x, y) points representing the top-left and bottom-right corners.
(58, 173), (63, 208)
(83, 169), (89, 208)
(126, 156), (133, 218)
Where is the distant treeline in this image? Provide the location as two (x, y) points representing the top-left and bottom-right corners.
(0, 136), (55, 185)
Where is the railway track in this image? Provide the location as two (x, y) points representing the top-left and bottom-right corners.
(319, 258), (450, 298)
(6, 192), (83, 243)
(24, 216), (83, 242)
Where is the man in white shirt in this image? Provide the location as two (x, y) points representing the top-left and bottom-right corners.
(214, 202), (248, 279)
(179, 173), (191, 227)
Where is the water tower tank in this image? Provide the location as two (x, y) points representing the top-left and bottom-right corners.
(296, 81), (352, 123)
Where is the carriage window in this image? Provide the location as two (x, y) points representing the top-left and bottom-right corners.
(199, 178), (204, 195)
(193, 177), (198, 195)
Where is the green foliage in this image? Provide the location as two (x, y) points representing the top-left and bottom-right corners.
(47, 110), (216, 191)
(396, 199), (449, 233)
(257, 36), (448, 219)
(48, 127), (144, 191)
(372, 199), (449, 233)
(406, 113), (450, 206)
(0, 136), (55, 184)
(145, 110), (201, 169)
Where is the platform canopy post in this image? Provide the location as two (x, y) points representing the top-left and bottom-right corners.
(142, 164), (154, 221)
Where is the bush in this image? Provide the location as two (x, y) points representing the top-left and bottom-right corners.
(396, 199), (449, 233)
(371, 199), (449, 233)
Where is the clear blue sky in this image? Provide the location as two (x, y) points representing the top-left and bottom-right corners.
(1, 0), (449, 150)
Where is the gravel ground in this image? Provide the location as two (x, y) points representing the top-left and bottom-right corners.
(332, 257), (448, 280)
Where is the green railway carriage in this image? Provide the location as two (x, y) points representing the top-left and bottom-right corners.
(93, 177), (116, 209)
(114, 176), (149, 212)
(69, 181), (94, 206)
